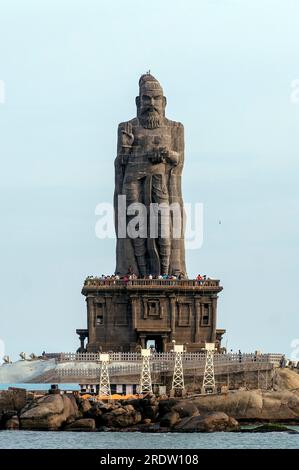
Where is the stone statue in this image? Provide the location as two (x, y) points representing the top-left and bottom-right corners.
(114, 73), (187, 277)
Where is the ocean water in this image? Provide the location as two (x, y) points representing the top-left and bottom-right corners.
(0, 430), (299, 449)
(0, 384), (79, 391)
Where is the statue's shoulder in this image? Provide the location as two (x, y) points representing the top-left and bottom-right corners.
(165, 118), (184, 130)
(118, 117), (138, 129)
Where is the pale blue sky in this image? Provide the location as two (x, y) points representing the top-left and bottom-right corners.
(0, 0), (298, 359)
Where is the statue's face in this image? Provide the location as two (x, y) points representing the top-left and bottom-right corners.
(139, 90), (164, 117)
(137, 88), (166, 129)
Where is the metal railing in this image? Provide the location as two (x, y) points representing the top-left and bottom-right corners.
(83, 278), (220, 288)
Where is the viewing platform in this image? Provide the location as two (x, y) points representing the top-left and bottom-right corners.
(82, 277), (223, 295)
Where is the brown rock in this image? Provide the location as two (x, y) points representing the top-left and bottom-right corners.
(158, 399), (179, 416)
(5, 416), (19, 430)
(175, 412), (239, 432)
(0, 388), (27, 413)
(123, 405), (135, 413)
(274, 369), (299, 391)
(65, 418), (96, 432)
(160, 411), (180, 427)
(79, 399), (92, 415)
(192, 390), (299, 421)
(20, 394), (79, 430)
(102, 410), (142, 428)
(144, 405), (158, 420)
(173, 402), (199, 418)
(112, 407), (127, 416)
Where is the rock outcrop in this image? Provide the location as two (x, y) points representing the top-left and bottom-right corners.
(20, 394), (79, 430)
(0, 388), (27, 414)
(64, 418), (96, 432)
(273, 369), (299, 391)
(101, 405), (142, 428)
(191, 389), (299, 421)
(174, 412), (239, 432)
(5, 415), (20, 430)
(160, 411), (180, 427)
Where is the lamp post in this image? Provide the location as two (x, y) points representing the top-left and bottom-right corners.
(140, 349), (152, 394)
(170, 342), (185, 397)
(201, 343), (216, 394)
(98, 353), (111, 397)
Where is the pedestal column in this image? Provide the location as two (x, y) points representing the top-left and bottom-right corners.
(86, 295), (96, 346)
(194, 296), (201, 343)
(131, 295), (139, 330)
(210, 295), (218, 342)
(169, 295), (176, 341)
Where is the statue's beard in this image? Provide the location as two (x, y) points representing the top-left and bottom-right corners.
(139, 110), (162, 129)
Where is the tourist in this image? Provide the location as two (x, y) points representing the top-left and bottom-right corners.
(238, 349), (242, 363)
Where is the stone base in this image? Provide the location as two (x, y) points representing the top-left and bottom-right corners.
(79, 279), (224, 353)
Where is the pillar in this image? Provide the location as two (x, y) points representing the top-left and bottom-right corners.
(211, 295), (218, 342)
(131, 295), (139, 330)
(169, 295), (176, 341)
(194, 296), (201, 343)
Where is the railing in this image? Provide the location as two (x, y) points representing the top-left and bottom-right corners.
(53, 351), (283, 365)
(56, 360), (274, 378)
(83, 278), (220, 288)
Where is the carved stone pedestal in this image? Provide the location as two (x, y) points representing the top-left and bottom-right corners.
(80, 278), (224, 353)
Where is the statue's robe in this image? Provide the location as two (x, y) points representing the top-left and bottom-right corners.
(114, 117), (187, 277)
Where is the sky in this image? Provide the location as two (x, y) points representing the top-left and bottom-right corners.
(0, 0), (298, 360)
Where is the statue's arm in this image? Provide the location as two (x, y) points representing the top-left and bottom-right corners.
(163, 122), (184, 166)
(172, 122), (184, 167)
(165, 150), (179, 165)
(117, 121), (134, 165)
(115, 121), (135, 195)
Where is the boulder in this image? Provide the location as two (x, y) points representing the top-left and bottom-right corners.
(5, 416), (19, 430)
(102, 408), (142, 428)
(0, 388), (27, 413)
(111, 407), (127, 416)
(79, 399), (92, 415)
(64, 418), (96, 432)
(86, 403), (103, 418)
(20, 394), (79, 430)
(123, 405), (135, 413)
(143, 418), (152, 425)
(160, 411), (180, 427)
(158, 399), (179, 417)
(173, 402), (199, 418)
(174, 412), (239, 432)
(274, 369), (299, 391)
(143, 405), (158, 421)
(191, 390), (299, 421)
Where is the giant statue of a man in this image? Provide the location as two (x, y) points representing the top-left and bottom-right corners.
(114, 73), (187, 277)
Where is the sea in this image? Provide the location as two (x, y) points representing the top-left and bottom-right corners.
(0, 429), (299, 449)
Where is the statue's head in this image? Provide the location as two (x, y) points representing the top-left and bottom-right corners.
(136, 73), (167, 129)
